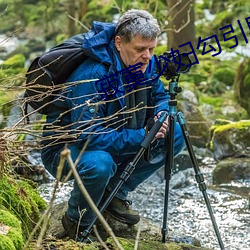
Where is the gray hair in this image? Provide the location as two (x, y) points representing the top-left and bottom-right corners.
(115, 9), (160, 43)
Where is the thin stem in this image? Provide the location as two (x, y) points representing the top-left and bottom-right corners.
(62, 148), (124, 250)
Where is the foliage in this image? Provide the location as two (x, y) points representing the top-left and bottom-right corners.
(0, 54), (26, 88)
(0, 0), (249, 122)
(196, 0), (250, 52)
(180, 52), (239, 95)
(234, 57), (250, 115)
(198, 90), (248, 122)
(1, 53), (25, 68)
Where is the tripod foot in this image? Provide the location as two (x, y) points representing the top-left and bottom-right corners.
(161, 227), (168, 243)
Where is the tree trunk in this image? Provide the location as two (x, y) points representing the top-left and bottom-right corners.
(78, 0), (88, 20)
(167, 0), (196, 52)
(67, 0), (76, 36)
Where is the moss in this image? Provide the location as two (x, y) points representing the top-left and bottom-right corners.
(29, 239), (99, 250)
(213, 120), (250, 133)
(0, 174), (47, 239)
(7, 228), (24, 249)
(199, 91), (249, 122)
(209, 120), (250, 151)
(0, 235), (16, 250)
(199, 95), (224, 108)
(1, 54), (25, 69)
(106, 237), (208, 250)
(0, 54), (26, 87)
(0, 209), (21, 229)
(0, 209), (24, 249)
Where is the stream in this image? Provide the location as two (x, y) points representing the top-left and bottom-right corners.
(38, 155), (250, 250)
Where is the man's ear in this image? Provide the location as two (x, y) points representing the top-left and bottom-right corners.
(115, 36), (122, 51)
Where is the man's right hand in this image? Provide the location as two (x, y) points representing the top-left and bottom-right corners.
(154, 112), (169, 139)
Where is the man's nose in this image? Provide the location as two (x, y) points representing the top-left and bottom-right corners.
(142, 49), (151, 59)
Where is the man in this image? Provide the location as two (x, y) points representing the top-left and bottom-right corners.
(41, 9), (185, 241)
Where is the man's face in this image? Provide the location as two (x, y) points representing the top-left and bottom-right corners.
(115, 35), (157, 73)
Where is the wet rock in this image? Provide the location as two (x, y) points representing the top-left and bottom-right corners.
(12, 150), (51, 183)
(213, 157), (250, 184)
(170, 168), (193, 189)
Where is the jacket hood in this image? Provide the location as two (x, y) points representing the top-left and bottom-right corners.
(82, 21), (116, 65)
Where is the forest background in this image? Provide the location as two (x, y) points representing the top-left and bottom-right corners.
(0, 1), (250, 249)
(0, 0), (250, 126)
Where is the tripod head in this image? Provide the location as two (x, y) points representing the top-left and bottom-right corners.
(156, 51), (192, 99)
(168, 76), (182, 99)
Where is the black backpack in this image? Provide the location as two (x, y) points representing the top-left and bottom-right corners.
(24, 34), (87, 115)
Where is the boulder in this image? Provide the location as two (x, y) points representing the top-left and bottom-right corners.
(213, 157), (250, 184)
(209, 120), (250, 160)
(209, 119), (250, 184)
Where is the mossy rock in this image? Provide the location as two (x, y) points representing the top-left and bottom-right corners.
(106, 237), (210, 250)
(0, 174), (47, 239)
(0, 209), (24, 250)
(43, 202), (211, 250)
(28, 237), (210, 250)
(181, 54), (238, 95)
(0, 54), (26, 86)
(209, 120), (250, 160)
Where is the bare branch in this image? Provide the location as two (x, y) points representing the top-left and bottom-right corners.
(68, 14), (90, 32)
(63, 148), (124, 250)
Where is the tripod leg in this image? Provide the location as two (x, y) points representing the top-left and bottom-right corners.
(162, 114), (175, 243)
(177, 112), (225, 250)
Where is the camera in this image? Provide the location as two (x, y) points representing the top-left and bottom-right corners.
(157, 51), (192, 80)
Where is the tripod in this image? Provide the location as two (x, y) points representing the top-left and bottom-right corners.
(82, 76), (225, 250)
(161, 76), (225, 249)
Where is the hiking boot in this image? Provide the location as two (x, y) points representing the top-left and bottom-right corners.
(105, 196), (140, 225)
(61, 213), (97, 243)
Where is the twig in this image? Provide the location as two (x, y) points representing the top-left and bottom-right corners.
(61, 148), (124, 250)
(68, 14), (89, 31)
(134, 220), (142, 250)
(93, 225), (110, 250)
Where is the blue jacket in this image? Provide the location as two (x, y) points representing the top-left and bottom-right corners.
(44, 21), (170, 156)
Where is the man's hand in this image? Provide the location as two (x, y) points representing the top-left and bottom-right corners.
(154, 111), (169, 139)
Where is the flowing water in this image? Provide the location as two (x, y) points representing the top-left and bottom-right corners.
(38, 156), (250, 250)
